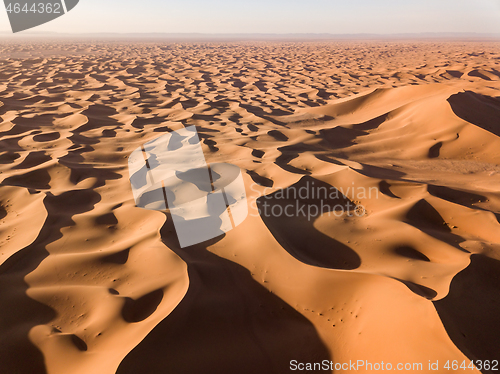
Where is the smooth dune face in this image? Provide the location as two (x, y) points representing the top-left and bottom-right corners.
(0, 41), (499, 374)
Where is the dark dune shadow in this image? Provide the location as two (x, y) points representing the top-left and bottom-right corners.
(447, 91), (500, 137)
(275, 143), (328, 175)
(122, 289), (164, 323)
(33, 132), (60, 142)
(257, 176), (361, 270)
(102, 248), (131, 265)
(315, 154), (346, 167)
(427, 184), (500, 225)
(406, 199), (451, 232)
(394, 245), (431, 262)
(238, 104), (288, 126)
(434, 255), (500, 373)
(320, 126), (365, 149)
(12, 152), (52, 170)
(351, 162), (408, 180)
(428, 142), (442, 158)
(252, 149), (265, 158)
(116, 214), (331, 374)
(404, 199), (467, 252)
(378, 180), (400, 199)
(318, 113), (387, 150)
(247, 124), (259, 133)
(268, 130), (289, 142)
(391, 277), (437, 300)
(3, 168), (52, 190)
(275, 150), (310, 175)
(247, 170), (274, 188)
(467, 70), (492, 81)
(201, 137), (219, 152)
(0, 152), (21, 164)
(299, 99), (322, 107)
(427, 185), (487, 208)
(0, 275), (53, 374)
(353, 113), (389, 131)
(445, 70), (464, 79)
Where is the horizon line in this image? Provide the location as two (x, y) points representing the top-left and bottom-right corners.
(1, 31), (500, 41)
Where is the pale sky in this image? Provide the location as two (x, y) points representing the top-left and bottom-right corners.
(1, 0), (500, 34)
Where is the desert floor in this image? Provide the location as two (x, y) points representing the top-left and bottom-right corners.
(0, 40), (500, 374)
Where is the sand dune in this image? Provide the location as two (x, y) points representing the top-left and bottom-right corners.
(0, 41), (499, 373)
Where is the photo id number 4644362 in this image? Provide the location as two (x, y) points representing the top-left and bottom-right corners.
(444, 360), (498, 371)
(5, 2), (62, 14)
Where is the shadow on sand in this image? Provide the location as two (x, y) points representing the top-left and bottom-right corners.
(116, 213), (330, 374)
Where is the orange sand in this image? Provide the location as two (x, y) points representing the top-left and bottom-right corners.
(0, 40), (499, 374)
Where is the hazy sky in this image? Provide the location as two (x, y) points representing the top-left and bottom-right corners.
(1, 0), (500, 34)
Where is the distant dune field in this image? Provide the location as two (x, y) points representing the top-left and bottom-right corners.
(0, 41), (499, 374)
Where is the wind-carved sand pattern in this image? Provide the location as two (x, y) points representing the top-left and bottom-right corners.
(0, 41), (500, 374)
